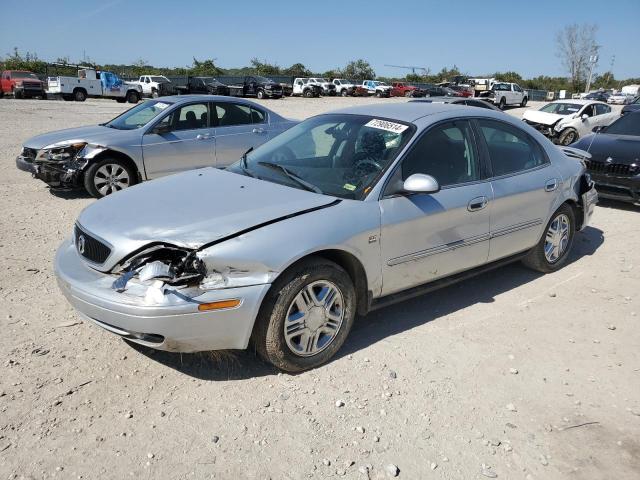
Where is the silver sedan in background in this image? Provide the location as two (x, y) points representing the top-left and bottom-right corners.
(55, 103), (597, 371)
(16, 96), (296, 197)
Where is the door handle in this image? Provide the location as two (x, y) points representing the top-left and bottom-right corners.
(467, 196), (488, 212)
(544, 178), (558, 192)
(196, 134), (211, 140)
(252, 128), (265, 134)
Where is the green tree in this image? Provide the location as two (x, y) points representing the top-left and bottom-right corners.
(342, 59), (375, 80)
(283, 63), (311, 77)
(250, 58), (281, 76)
(190, 58), (224, 76)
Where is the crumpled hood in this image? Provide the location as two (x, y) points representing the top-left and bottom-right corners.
(23, 125), (124, 150)
(76, 168), (338, 271)
(523, 109), (568, 126)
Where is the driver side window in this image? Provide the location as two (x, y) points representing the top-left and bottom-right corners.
(582, 105), (595, 117)
(401, 121), (479, 187)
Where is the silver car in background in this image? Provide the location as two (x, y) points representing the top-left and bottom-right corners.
(16, 96), (296, 197)
(55, 103), (597, 371)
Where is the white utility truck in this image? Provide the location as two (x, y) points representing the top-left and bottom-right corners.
(47, 68), (142, 103)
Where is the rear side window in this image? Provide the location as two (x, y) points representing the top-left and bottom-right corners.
(595, 104), (610, 115)
(477, 119), (547, 176)
(215, 103), (252, 126)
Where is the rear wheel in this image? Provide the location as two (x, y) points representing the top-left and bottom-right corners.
(341, 89), (348, 97)
(522, 204), (575, 273)
(252, 258), (356, 372)
(303, 88), (313, 98)
(74, 89), (87, 102)
(126, 91), (139, 103)
(375, 91), (381, 98)
(84, 158), (136, 198)
(14, 89), (23, 99)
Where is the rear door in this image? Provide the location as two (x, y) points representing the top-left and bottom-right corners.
(212, 101), (270, 167)
(379, 120), (492, 295)
(142, 102), (215, 178)
(474, 118), (560, 261)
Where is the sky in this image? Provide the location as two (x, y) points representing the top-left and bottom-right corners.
(1, 0), (638, 80)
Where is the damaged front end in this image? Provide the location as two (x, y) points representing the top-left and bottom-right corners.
(28, 143), (92, 189)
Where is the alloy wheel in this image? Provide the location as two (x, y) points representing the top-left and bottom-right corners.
(544, 214), (570, 263)
(93, 163), (131, 196)
(284, 280), (345, 357)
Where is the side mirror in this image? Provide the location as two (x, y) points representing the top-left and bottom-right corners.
(581, 114), (589, 121)
(403, 174), (440, 194)
(151, 123), (171, 135)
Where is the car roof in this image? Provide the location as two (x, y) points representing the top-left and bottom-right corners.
(327, 102), (501, 123)
(550, 99), (605, 105)
(158, 95), (253, 104)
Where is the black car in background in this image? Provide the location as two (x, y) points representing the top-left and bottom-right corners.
(584, 91), (611, 102)
(424, 85), (462, 97)
(228, 76), (283, 99)
(621, 96), (640, 115)
(572, 111), (640, 204)
(175, 77), (230, 96)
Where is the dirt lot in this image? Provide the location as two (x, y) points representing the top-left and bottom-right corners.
(0, 96), (638, 480)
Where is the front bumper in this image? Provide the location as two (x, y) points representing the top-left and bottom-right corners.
(523, 120), (557, 139)
(580, 181), (598, 228)
(54, 239), (271, 352)
(589, 172), (640, 204)
(16, 155), (36, 173)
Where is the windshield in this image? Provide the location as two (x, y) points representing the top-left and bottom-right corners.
(603, 113), (640, 136)
(254, 76), (272, 83)
(539, 103), (581, 115)
(228, 114), (415, 200)
(105, 100), (174, 130)
(12, 71), (38, 79)
(150, 76), (168, 82)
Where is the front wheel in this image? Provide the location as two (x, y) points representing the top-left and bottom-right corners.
(522, 204), (575, 273)
(303, 89), (313, 98)
(84, 158), (136, 198)
(375, 91), (381, 98)
(520, 97), (528, 107)
(498, 97), (506, 110)
(252, 258), (356, 372)
(151, 88), (159, 98)
(558, 128), (578, 146)
(14, 89), (23, 99)
(126, 91), (139, 103)
(341, 89), (348, 97)
(256, 89), (265, 99)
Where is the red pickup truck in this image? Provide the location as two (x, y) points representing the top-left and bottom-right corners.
(0, 70), (47, 99)
(390, 82), (424, 98)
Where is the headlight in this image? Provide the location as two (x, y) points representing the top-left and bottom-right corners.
(37, 142), (87, 162)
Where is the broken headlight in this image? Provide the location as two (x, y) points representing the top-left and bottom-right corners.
(37, 142), (87, 162)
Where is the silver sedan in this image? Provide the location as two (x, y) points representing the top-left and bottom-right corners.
(16, 96), (296, 197)
(55, 103), (598, 371)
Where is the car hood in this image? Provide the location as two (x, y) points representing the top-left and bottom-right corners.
(76, 168), (339, 271)
(523, 110), (568, 125)
(23, 125), (127, 150)
(573, 134), (640, 164)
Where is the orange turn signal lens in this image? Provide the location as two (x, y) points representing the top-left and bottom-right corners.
(198, 299), (241, 311)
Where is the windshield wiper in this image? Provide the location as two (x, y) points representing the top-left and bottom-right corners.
(257, 161), (323, 194)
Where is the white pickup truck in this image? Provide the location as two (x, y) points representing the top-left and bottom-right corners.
(362, 80), (392, 97)
(332, 79), (357, 96)
(479, 82), (528, 109)
(292, 78), (322, 97)
(47, 68), (142, 103)
(130, 75), (171, 97)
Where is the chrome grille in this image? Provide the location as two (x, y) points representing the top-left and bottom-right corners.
(74, 225), (111, 264)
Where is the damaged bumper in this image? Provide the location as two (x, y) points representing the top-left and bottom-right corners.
(523, 120), (557, 139)
(54, 239), (271, 352)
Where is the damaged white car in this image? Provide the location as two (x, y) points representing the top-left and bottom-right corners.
(55, 103), (597, 371)
(522, 100), (619, 145)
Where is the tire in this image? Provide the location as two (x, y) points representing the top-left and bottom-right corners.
(252, 257), (356, 372)
(558, 128), (578, 146)
(303, 89), (313, 98)
(14, 89), (23, 99)
(151, 88), (159, 98)
(404, 91), (412, 97)
(498, 97), (506, 110)
(39, 92), (47, 100)
(0, 90), (3, 98)
(375, 91), (381, 98)
(520, 96), (528, 107)
(341, 89), (348, 97)
(126, 91), (139, 104)
(522, 204), (575, 273)
(83, 157), (136, 198)
(74, 89), (87, 102)
(256, 89), (265, 99)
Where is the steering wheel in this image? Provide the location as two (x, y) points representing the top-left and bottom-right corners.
(354, 158), (383, 172)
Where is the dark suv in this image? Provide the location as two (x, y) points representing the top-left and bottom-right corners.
(175, 77), (230, 96)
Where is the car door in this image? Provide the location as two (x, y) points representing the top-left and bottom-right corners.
(212, 101), (269, 167)
(142, 102), (215, 178)
(474, 118), (560, 262)
(592, 103), (617, 130)
(574, 104), (598, 137)
(379, 120), (492, 295)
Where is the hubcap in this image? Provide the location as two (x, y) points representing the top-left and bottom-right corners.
(94, 164), (131, 196)
(284, 280), (345, 357)
(544, 214), (570, 263)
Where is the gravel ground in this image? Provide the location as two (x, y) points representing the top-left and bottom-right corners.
(0, 96), (638, 480)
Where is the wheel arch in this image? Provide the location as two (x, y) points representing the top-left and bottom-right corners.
(73, 86), (87, 95)
(270, 248), (371, 316)
(84, 149), (142, 184)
